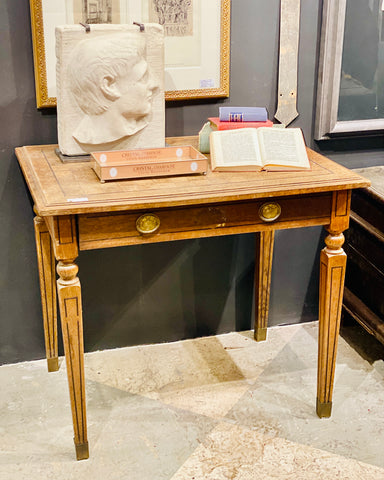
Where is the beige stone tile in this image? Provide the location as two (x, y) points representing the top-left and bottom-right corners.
(156, 326), (304, 418)
(217, 324), (303, 380)
(171, 422), (384, 480)
(85, 346), (156, 395)
(85, 335), (249, 399)
(140, 335), (246, 389)
(85, 325), (302, 401)
(0, 363), (217, 479)
(159, 380), (250, 419)
(1, 322), (384, 478)
(226, 323), (384, 468)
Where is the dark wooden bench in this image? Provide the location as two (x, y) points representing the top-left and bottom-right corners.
(344, 166), (384, 346)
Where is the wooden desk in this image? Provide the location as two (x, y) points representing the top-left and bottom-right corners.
(16, 137), (369, 460)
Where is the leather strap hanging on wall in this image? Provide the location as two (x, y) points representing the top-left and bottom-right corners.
(274, 0), (301, 126)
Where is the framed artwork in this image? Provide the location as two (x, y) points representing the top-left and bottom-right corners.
(29, 0), (230, 108)
(315, 0), (384, 139)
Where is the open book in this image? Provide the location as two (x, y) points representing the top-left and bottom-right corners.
(209, 127), (311, 172)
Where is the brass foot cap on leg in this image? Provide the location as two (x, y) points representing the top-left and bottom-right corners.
(316, 398), (332, 418)
(75, 441), (89, 461)
(47, 357), (59, 372)
(255, 327), (267, 342)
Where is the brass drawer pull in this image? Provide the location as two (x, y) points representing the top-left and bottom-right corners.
(259, 202), (281, 222)
(136, 213), (160, 234)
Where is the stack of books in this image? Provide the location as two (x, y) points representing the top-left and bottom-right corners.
(198, 106), (273, 153)
(209, 106), (273, 131)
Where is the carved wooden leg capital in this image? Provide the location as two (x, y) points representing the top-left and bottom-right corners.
(324, 231), (345, 255)
(57, 261), (79, 285)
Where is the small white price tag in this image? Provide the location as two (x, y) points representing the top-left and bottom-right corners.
(67, 197), (88, 202)
(200, 79), (214, 88)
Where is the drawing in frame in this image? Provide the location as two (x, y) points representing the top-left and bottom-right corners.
(315, 0), (384, 140)
(29, 0), (230, 108)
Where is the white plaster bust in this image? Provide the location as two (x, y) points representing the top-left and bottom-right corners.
(67, 32), (159, 145)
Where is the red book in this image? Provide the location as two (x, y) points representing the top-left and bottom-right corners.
(209, 117), (273, 130)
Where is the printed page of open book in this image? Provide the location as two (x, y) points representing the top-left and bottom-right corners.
(212, 128), (262, 167)
(258, 128), (309, 168)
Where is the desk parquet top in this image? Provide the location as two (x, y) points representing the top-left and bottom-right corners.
(16, 136), (370, 216)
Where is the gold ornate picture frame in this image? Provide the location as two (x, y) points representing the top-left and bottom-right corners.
(29, 0), (230, 108)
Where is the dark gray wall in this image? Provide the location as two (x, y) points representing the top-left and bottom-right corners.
(1, 0), (383, 365)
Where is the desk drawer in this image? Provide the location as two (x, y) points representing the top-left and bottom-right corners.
(78, 193), (332, 250)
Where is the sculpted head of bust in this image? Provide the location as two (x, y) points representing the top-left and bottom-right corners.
(67, 32), (159, 145)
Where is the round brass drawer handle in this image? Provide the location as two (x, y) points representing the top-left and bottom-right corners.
(259, 202), (281, 222)
(136, 213), (160, 235)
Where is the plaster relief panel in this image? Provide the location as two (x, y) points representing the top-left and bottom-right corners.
(56, 23), (165, 157)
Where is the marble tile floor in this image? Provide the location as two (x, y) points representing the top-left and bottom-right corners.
(1, 321), (384, 479)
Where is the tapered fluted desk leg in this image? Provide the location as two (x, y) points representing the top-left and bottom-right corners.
(34, 214), (58, 372)
(254, 231), (275, 342)
(317, 190), (351, 418)
(317, 229), (347, 418)
(57, 260), (89, 460)
(44, 214), (89, 460)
